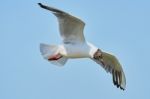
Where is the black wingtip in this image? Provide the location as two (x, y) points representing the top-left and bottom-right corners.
(38, 3), (42, 6)
(115, 83), (125, 91)
(114, 84), (125, 91)
(38, 3), (43, 8)
(120, 86), (125, 91)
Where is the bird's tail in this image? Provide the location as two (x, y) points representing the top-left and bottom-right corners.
(40, 43), (68, 66)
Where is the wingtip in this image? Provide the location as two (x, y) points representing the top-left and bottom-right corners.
(114, 82), (126, 91)
(114, 83), (125, 91)
(38, 3), (42, 6)
(38, 3), (43, 8)
(120, 87), (125, 91)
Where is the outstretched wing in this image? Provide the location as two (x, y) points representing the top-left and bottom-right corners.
(38, 3), (85, 44)
(92, 51), (126, 90)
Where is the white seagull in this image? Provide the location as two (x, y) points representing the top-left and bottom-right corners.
(38, 3), (126, 90)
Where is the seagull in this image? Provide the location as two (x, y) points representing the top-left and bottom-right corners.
(38, 3), (126, 90)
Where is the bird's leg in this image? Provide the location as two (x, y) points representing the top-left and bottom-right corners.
(48, 53), (62, 61)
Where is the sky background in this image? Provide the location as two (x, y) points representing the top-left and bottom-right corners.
(0, 0), (150, 99)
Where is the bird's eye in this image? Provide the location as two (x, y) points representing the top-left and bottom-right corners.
(99, 55), (102, 59)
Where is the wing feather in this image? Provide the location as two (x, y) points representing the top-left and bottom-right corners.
(38, 3), (85, 44)
(92, 51), (126, 90)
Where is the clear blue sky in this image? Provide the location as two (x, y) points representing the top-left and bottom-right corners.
(0, 0), (150, 99)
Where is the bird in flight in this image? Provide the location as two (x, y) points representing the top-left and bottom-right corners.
(38, 3), (126, 90)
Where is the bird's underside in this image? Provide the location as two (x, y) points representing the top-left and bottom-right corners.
(38, 3), (126, 90)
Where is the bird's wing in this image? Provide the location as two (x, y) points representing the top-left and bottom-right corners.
(92, 51), (126, 90)
(38, 3), (85, 44)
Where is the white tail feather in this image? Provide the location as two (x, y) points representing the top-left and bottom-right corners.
(40, 43), (68, 66)
(50, 57), (68, 66)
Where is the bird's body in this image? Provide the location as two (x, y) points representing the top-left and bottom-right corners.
(38, 3), (126, 90)
(58, 42), (98, 58)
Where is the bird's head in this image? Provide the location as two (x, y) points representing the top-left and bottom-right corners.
(93, 49), (105, 66)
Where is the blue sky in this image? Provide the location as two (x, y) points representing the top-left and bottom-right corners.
(0, 0), (150, 99)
